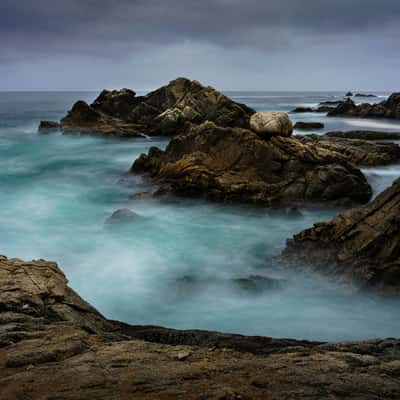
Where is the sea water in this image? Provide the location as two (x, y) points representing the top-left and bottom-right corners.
(0, 91), (399, 341)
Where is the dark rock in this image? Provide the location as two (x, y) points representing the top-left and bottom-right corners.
(1, 256), (400, 399)
(325, 130), (400, 141)
(297, 133), (400, 166)
(328, 92), (400, 119)
(346, 92), (353, 97)
(282, 178), (400, 294)
(131, 121), (372, 208)
(38, 120), (61, 133)
(354, 93), (378, 98)
(105, 208), (142, 224)
(294, 122), (324, 131)
(46, 78), (255, 137)
(290, 107), (314, 113)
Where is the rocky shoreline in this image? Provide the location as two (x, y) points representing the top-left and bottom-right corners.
(1, 256), (400, 399)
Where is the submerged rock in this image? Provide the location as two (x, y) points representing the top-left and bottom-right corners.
(1, 256), (400, 399)
(328, 92), (400, 119)
(38, 120), (61, 133)
(282, 178), (400, 294)
(105, 208), (142, 224)
(39, 78), (255, 137)
(294, 122), (324, 131)
(250, 112), (293, 138)
(354, 93), (377, 98)
(297, 133), (400, 166)
(131, 121), (372, 207)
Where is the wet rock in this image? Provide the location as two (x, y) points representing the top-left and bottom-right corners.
(328, 92), (400, 119)
(249, 112), (293, 138)
(44, 78), (255, 137)
(294, 122), (324, 131)
(297, 133), (400, 166)
(131, 121), (372, 208)
(105, 208), (142, 224)
(319, 100), (345, 106)
(1, 256), (400, 399)
(38, 120), (61, 133)
(282, 178), (400, 294)
(346, 92), (353, 97)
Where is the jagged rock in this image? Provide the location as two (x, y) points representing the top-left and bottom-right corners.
(39, 78), (255, 137)
(328, 93), (400, 119)
(249, 112), (293, 138)
(297, 133), (400, 166)
(131, 121), (372, 207)
(105, 208), (142, 224)
(282, 178), (400, 294)
(294, 122), (324, 131)
(1, 256), (400, 399)
(38, 120), (61, 133)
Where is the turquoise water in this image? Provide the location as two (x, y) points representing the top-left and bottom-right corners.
(1, 91), (400, 341)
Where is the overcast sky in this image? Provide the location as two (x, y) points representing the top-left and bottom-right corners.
(1, 0), (399, 91)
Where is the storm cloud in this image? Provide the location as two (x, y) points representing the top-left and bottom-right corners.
(1, 0), (399, 90)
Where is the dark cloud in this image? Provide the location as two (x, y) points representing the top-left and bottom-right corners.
(1, 0), (399, 90)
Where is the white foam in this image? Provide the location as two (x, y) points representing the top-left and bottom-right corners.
(345, 119), (400, 131)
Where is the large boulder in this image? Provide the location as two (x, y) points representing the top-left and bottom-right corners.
(39, 78), (255, 137)
(282, 178), (400, 294)
(131, 121), (372, 207)
(328, 92), (400, 119)
(250, 112), (293, 138)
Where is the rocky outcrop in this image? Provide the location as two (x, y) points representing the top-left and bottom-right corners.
(282, 178), (400, 294)
(328, 93), (400, 119)
(131, 121), (372, 207)
(346, 91), (353, 97)
(291, 105), (336, 113)
(294, 122), (324, 131)
(249, 112), (293, 138)
(297, 133), (400, 166)
(39, 78), (255, 137)
(1, 256), (400, 399)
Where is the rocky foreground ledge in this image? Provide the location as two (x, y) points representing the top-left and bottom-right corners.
(1, 256), (400, 399)
(283, 178), (400, 294)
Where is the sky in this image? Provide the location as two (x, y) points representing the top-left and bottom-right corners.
(1, 0), (399, 91)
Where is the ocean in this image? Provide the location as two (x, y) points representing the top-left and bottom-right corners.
(1, 90), (399, 341)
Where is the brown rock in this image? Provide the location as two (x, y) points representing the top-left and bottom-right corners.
(0, 256), (400, 399)
(282, 178), (400, 294)
(131, 121), (372, 208)
(250, 112), (293, 137)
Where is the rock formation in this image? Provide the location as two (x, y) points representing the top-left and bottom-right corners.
(282, 178), (400, 294)
(39, 78), (255, 137)
(324, 130), (400, 141)
(1, 256), (400, 399)
(131, 121), (372, 207)
(249, 112), (293, 138)
(328, 93), (400, 119)
(297, 133), (400, 166)
(294, 122), (324, 131)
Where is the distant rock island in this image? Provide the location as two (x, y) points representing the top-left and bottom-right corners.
(328, 93), (400, 119)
